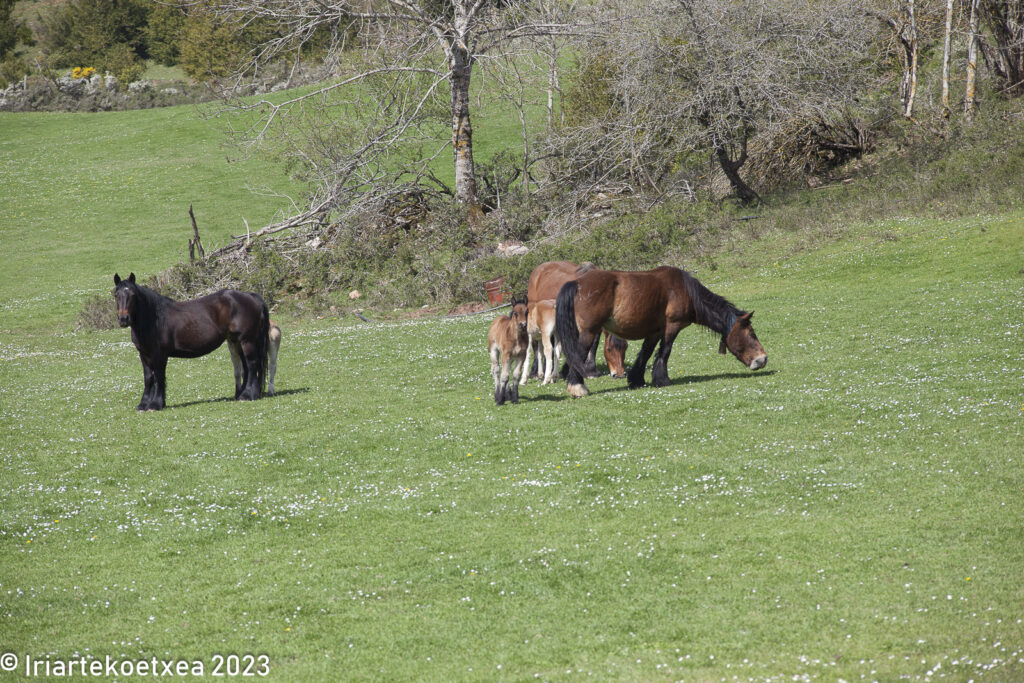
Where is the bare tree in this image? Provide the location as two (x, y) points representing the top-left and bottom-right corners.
(965, 0), (980, 115)
(978, 0), (1024, 96)
(941, 0), (954, 116)
(546, 0), (874, 205)
(204, 0), (584, 224)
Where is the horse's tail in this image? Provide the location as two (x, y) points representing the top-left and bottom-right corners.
(555, 280), (587, 377)
(256, 297), (270, 397)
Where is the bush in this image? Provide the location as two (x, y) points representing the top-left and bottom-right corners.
(145, 4), (185, 67)
(178, 13), (241, 81)
(40, 0), (150, 75)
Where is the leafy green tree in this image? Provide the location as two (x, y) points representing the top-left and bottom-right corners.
(146, 3), (187, 66)
(0, 0), (33, 60)
(41, 0), (150, 74)
(178, 12), (241, 81)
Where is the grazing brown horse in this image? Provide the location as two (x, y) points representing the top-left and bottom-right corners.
(555, 266), (767, 398)
(526, 299), (561, 385)
(487, 297), (529, 405)
(114, 272), (270, 410)
(526, 261), (627, 379)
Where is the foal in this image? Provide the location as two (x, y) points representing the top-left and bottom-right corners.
(487, 297), (529, 405)
(524, 299), (561, 385)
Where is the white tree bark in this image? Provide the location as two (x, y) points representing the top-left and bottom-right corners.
(941, 0), (954, 117)
(965, 0), (979, 117)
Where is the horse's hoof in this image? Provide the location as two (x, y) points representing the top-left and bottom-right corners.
(567, 383), (589, 398)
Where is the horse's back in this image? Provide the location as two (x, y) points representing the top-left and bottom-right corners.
(164, 289), (266, 357)
(574, 266), (685, 339)
(528, 261), (582, 302)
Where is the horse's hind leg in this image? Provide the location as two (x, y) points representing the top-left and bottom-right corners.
(583, 333), (601, 378)
(228, 340), (245, 399)
(238, 339), (263, 401)
(567, 328), (598, 398)
(541, 333), (555, 384)
(267, 323), (281, 396)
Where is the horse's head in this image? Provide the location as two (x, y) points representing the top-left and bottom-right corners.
(509, 296), (529, 337)
(113, 272), (138, 327)
(719, 311), (767, 371)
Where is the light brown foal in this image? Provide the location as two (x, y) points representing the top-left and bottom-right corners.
(487, 298), (529, 405)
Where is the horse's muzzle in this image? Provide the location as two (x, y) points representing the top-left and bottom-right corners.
(118, 316), (130, 327)
(749, 354), (767, 371)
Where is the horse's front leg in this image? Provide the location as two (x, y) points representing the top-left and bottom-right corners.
(137, 356), (155, 411)
(650, 326), (682, 387)
(509, 353), (525, 403)
(627, 335), (660, 389)
(148, 355), (168, 411)
(498, 354), (514, 405)
(519, 335), (532, 387)
(490, 345), (504, 405)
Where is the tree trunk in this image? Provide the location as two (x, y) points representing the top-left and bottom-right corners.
(450, 45), (478, 206)
(965, 0), (979, 117)
(903, 0), (918, 119)
(979, 0), (1024, 96)
(941, 0), (954, 117)
(714, 138), (761, 206)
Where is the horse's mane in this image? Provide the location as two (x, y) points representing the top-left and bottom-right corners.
(681, 269), (744, 335)
(125, 281), (171, 327)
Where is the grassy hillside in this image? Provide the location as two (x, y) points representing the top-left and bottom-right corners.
(0, 105), (302, 333)
(2, 197), (1022, 679)
(2, 83), (1023, 680)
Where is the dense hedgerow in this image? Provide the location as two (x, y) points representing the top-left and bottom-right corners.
(122, 97), (1024, 322)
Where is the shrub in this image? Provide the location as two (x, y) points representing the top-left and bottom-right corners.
(145, 3), (185, 67)
(40, 0), (150, 76)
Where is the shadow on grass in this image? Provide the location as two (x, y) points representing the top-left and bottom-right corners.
(536, 369), (778, 399)
(169, 387), (310, 410)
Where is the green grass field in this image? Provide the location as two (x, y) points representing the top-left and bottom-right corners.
(2, 100), (1023, 681)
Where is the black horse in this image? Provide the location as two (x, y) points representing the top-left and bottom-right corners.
(113, 273), (270, 411)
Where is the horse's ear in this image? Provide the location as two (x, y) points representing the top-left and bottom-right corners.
(742, 311), (754, 320)
(114, 273), (121, 285)
(128, 272), (136, 283)
(719, 335), (728, 355)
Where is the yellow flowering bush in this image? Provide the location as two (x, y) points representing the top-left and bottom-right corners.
(71, 66), (96, 79)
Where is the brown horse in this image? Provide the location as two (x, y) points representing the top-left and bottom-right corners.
(526, 299), (561, 384)
(487, 297), (530, 405)
(526, 261), (627, 379)
(555, 266), (767, 398)
(114, 272), (270, 410)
